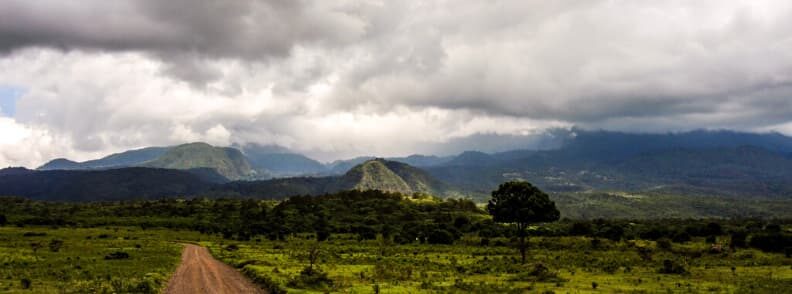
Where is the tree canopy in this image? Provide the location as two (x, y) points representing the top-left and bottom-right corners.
(487, 180), (559, 263)
(487, 181), (559, 225)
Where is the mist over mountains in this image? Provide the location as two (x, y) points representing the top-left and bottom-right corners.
(4, 129), (792, 202)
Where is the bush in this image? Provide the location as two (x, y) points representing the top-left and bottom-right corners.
(749, 233), (792, 252)
(20, 278), (31, 289)
(241, 266), (287, 294)
(354, 226), (377, 241)
(509, 263), (566, 283)
(22, 232), (46, 237)
(657, 238), (672, 250)
(287, 266), (333, 289)
(703, 222), (723, 236)
(730, 231), (747, 249)
(659, 259), (687, 274)
(393, 233), (413, 245)
(596, 225), (624, 241)
(48, 239), (64, 252)
(104, 251), (130, 260)
(316, 230), (330, 242)
(705, 235), (717, 244)
(672, 232), (691, 243)
(569, 222), (593, 236)
(427, 229), (455, 245)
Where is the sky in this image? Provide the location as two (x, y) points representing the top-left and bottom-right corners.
(2, 0), (792, 168)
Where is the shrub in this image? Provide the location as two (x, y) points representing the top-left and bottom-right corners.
(730, 231), (747, 249)
(354, 226), (377, 241)
(316, 230), (330, 242)
(659, 259), (687, 274)
(597, 225), (624, 242)
(590, 238), (602, 249)
(287, 266), (333, 289)
(510, 263), (566, 283)
(22, 232), (46, 237)
(672, 232), (691, 243)
(393, 233), (413, 244)
(656, 238), (672, 250)
(749, 233), (792, 252)
(636, 246), (653, 261)
(427, 229), (455, 245)
(20, 278), (31, 289)
(48, 239), (64, 252)
(569, 222), (593, 236)
(104, 251), (130, 260)
(703, 222), (723, 236)
(241, 266), (287, 294)
(705, 235), (717, 244)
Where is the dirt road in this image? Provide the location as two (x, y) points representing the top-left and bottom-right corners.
(165, 244), (265, 294)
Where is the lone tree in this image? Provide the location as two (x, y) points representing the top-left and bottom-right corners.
(487, 180), (560, 264)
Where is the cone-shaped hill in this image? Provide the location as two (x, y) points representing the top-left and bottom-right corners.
(208, 158), (457, 199)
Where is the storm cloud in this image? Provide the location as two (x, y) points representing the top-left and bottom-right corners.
(2, 0), (792, 167)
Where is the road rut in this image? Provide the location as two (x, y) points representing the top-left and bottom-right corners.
(165, 244), (265, 294)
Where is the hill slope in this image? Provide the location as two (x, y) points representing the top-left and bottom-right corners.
(240, 144), (327, 177)
(142, 143), (255, 180)
(425, 130), (792, 197)
(38, 147), (169, 170)
(0, 167), (216, 201)
(209, 159), (456, 198)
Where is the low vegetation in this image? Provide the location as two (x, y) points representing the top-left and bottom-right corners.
(1, 184), (791, 293)
(0, 226), (205, 293)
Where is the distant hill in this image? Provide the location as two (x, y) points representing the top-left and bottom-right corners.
(240, 144), (327, 177)
(387, 154), (451, 167)
(38, 147), (169, 170)
(0, 167), (216, 201)
(326, 156), (375, 174)
(425, 130), (792, 197)
(209, 159), (457, 199)
(142, 143), (255, 180)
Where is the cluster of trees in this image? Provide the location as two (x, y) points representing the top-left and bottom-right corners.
(1, 181), (790, 255)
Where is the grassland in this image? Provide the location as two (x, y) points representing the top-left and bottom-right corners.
(0, 226), (207, 293)
(206, 234), (792, 293)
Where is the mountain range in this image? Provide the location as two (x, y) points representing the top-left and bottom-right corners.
(0, 158), (451, 201)
(7, 129), (792, 201)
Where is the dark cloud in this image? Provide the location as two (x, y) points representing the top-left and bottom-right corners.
(0, 0), (367, 85)
(3, 1), (792, 167)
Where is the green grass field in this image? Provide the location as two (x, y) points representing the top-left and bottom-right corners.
(0, 226), (207, 293)
(206, 234), (792, 293)
(1, 225), (790, 293)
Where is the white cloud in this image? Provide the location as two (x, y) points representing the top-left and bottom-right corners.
(1, 1), (792, 167)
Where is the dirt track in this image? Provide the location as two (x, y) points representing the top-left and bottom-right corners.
(165, 244), (265, 294)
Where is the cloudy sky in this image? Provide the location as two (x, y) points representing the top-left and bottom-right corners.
(2, 0), (792, 167)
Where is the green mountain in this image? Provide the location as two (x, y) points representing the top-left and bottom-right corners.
(38, 147), (169, 170)
(206, 159), (457, 199)
(142, 143), (255, 180)
(334, 159), (452, 195)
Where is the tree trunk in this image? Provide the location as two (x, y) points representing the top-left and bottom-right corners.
(520, 235), (526, 264)
(518, 223), (527, 264)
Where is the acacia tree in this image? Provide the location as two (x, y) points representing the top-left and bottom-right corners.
(487, 181), (560, 264)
